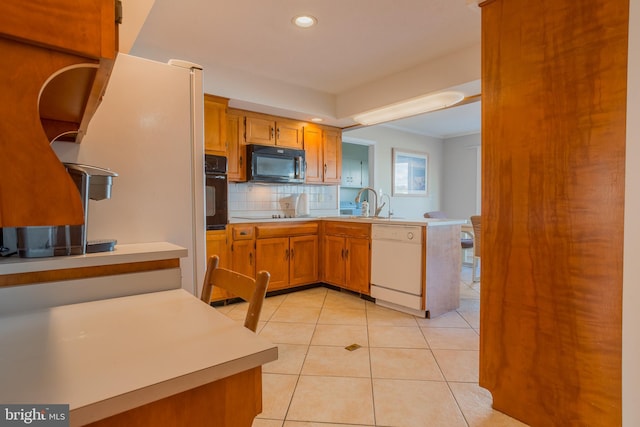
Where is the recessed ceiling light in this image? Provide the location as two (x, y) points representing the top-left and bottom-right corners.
(311, 117), (323, 123)
(292, 15), (317, 28)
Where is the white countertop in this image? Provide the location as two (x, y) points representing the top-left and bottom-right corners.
(0, 242), (188, 275)
(0, 289), (278, 426)
(229, 216), (466, 227)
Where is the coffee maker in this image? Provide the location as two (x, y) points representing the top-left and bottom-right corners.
(15, 163), (118, 257)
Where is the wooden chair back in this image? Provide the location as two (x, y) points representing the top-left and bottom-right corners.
(200, 255), (270, 332)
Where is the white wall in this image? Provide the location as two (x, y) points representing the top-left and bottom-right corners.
(343, 126), (444, 218)
(442, 133), (481, 220)
(623, 1), (639, 425)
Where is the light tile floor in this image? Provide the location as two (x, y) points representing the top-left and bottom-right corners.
(216, 267), (529, 427)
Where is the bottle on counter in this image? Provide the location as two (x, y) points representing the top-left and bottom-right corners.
(362, 201), (369, 217)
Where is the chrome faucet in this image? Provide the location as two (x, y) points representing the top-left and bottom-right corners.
(355, 187), (385, 217)
(379, 192), (392, 218)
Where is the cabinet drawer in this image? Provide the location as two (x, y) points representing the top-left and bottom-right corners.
(256, 222), (319, 239)
(323, 221), (370, 238)
(231, 225), (255, 240)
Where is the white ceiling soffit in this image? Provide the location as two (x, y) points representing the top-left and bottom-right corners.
(129, 0), (481, 132)
(380, 99), (481, 139)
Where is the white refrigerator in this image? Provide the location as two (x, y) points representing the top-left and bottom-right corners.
(53, 53), (206, 295)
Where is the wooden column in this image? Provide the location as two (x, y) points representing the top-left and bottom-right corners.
(479, 0), (628, 425)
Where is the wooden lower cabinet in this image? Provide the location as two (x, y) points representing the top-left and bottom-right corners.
(289, 235), (319, 286)
(255, 223), (319, 291)
(322, 222), (370, 294)
(206, 230), (229, 267)
(255, 237), (289, 290)
(205, 230), (230, 301)
(230, 238), (256, 279)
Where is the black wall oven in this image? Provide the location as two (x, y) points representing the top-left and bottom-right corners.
(204, 154), (228, 230)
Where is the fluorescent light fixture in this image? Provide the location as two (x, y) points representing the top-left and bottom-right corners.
(311, 117), (323, 122)
(292, 15), (317, 28)
(353, 91), (465, 125)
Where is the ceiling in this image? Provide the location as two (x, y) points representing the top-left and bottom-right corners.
(127, 0), (482, 138)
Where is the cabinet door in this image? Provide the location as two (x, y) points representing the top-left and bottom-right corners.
(276, 119), (304, 149)
(290, 235), (318, 286)
(204, 95), (228, 154)
(206, 230), (229, 268)
(303, 125), (323, 183)
(323, 235), (346, 286)
(227, 112), (246, 182)
(205, 230), (230, 301)
(345, 237), (370, 294)
(322, 128), (342, 183)
(245, 116), (274, 145)
(256, 237), (289, 290)
(231, 239), (255, 278)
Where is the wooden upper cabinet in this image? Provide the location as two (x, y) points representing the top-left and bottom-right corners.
(226, 111), (246, 182)
(0, 0), (119, 227)
(322, 128), (342, 184)
(303, 125), (342, 184)
(245, 114), (304, 148)
(217, 107), (341, 185)
(275, 119), (304, 149)
(303, 125), (323, 183)
(204, 94), (228, 155)
(244, 116), (274, 145)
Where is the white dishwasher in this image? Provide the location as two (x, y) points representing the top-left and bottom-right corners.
(370, 224), (425, 317)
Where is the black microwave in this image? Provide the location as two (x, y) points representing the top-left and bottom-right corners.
(246, 144), (306, 183)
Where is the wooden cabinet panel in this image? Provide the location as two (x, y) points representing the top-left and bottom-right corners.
(245, 116), (304, 148)
(344, 237), (370, 294)
(322, 221), (370, 294)
(303, 125), (342, 184)
(204, 94), (228, 155)
(230, 239), (255, 279)
(290, 235), (318, 286)
(322, 128), (342, 184)
(479, 0), (627, 425)
(206, 230), (229, 268)
(256, 237), (289, 290)
(322, 235), (347, 286)
(231, 225), (254, 240)
(255, 222), (319, 239)
(255, 224), (319, 290)
(323, 221), (370, 238)
(205, 230), (230, 301)
(275, 119), (304, 149)
(226, 112), (245, 181)
(2, 0), (116, 60)
(245, 116), (274, 145)
(303, 126), (323, 183)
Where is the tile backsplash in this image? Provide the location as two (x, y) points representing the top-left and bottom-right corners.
(228, 183), (340, 218)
